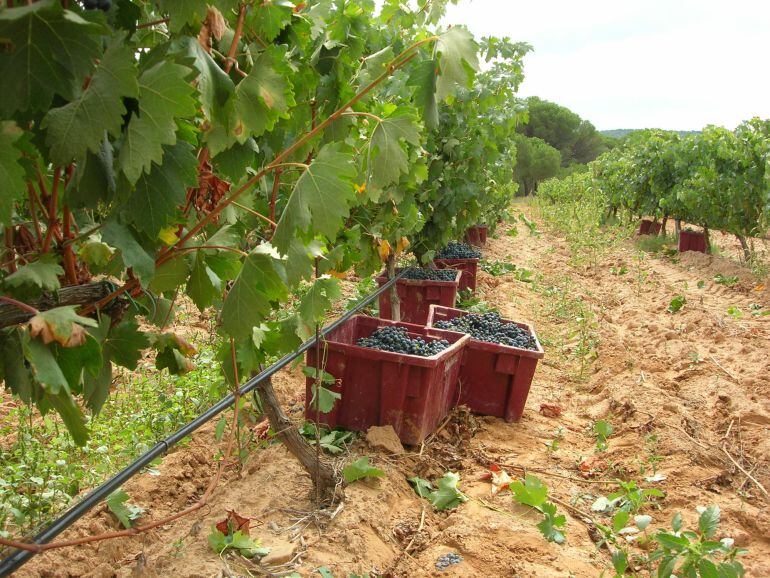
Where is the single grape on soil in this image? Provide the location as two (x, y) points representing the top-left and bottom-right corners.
(434, 312), (537, 350)
(357, 326), (450, 357)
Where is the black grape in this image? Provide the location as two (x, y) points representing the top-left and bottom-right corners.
(401, 267), (458, 282)
(434, 312), (538, 350)
(357, 326), (450, 357)
(436, 242), (482, 260)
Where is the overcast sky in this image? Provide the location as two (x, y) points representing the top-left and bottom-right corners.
(442, 0), (770, 131)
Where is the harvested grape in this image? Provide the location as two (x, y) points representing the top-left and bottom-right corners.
(436, 242), (481, 259)
(434, 312), (537, 350)
(401, 267), (458, 281)
(356, 326), (450, 357)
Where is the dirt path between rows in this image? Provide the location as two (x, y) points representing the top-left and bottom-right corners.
(18, 208), (770, 577)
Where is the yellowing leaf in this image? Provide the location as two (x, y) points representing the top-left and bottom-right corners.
(158, 226), (179, 245)
(28, 306), (98, 348)
(378, 239), (391, 262)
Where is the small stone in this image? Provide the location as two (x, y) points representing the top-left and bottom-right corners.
(261, 543), (297, 566)
(366, 425), (404, 454)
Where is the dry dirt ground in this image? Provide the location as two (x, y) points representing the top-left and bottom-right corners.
(17, 210), (770, 578)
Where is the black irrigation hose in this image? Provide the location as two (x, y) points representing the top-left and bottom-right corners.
(0, 270), (406, 576)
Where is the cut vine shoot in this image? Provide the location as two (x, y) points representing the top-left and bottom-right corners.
(356, 326), (450, 357)
(436, 242), (482, 259)
(434, 312), (538, 350)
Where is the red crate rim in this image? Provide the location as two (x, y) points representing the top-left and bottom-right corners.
(376, 268), (463, 286)
(321, 315), (470, 368)
(426, 305), (545, 360)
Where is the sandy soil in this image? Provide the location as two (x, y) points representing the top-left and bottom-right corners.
(15, 209), (770, 578)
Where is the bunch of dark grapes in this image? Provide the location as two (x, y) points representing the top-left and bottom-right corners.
(434, 312), (537, 350)
(357, 326), (450, 357)
(436, 242), (482, 259)
(401, 267), (458, 281)
(82, 0), (112, 11)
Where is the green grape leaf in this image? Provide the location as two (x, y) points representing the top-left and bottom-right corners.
(273, 144), (356, 253)
(368, 109), (422, 189)
(149, 255), (190, 294)
(28, 306), (98, 349)
(342, 457), (385, 483)
(3, 256), (64, 293)
(43, 39), (138, 164)
(511, 474), (548, 509)
(170, 37), (234, 123)
(297, 276), (341, 338)
(247, 0), (295, 42)
(83, 354), (112, 414)
(407, 59), (439, 130)
(104, 321), (149, 370)
(55, 334), (102, 389)
(158, 0), (208, 32)
(124, 141), (198, 237)
(430, 472), (468, 510)
(284, 239), (324, 287)
(77, 240), (114, 268)
(309, 383), (341, 414)
(408, 476), (434, 498)
(356, 46), (393, 92)
(118, 61), (197, 184)
(221, 244), (288, 340)
(106, 489), (144, 528)
(187, 253), (222, 311)
(101, 221), (155, 284)
(45, 388), (89, 446)
(435, 26), (479, 100)
(0, 122), (25, 226)
(0, 0), (103, 115)
(537, 502), (566, 544)
(233, 49), (294, 139)
(0, 330), (33, 403)
(23, 337), (69, 394)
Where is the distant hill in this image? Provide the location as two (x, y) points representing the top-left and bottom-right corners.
(601, 129), (701, 139)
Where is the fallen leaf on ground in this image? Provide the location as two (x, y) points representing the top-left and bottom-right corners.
(578, 456), (607, 478)
(215, 510), (252, 536)
(539, 404), (562, 418)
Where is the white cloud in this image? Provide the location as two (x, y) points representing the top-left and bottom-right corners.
(443, 0), (770, 130)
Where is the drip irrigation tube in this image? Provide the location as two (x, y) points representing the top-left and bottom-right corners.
(0, 270), (407, 576)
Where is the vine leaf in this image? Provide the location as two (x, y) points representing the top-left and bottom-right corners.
(297, 276), (341, 338)
(435, 26), (479, 100)
(118, 61), (197, 184)
(124, 141), (198, 238)
(171, 37), (234, 123)
(272, 143), (356, 254)
(221, 244), (288, 340)
(3, 255), (64, 293)
(28, 306), (98, 348)
(407, 59), (439, 130)
(342, 457), (385, 483)
(187, 253), (222, 311)
(233, 49), (295, 139)
(246, 0), (294, 42)
(368, 108), (422, 189)
(101, 221), (155, 284)
(430, 472), (468, 510)
(158, 0), (209, 33)
(0, 123), (25, 226)
(23, 337), (69, 394)
(45, 389), (89, 446)
(43, 38), (138, 164)
(0, 0), (103, 115)
(104, 321), (149, 370)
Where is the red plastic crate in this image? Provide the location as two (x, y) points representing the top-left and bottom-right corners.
(679, 230), (707, 253)
(304, 316), (470, 445)
(465, 225), (488, 246)
(427, 305), (544, 422)
(376, 269), (461, 325)
(433, 258), (479, 292)
(638, 219), (661, 235)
